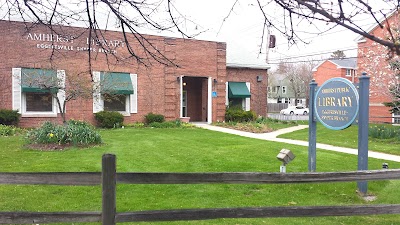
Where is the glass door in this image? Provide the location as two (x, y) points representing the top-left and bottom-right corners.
(182, 90), (187, 117)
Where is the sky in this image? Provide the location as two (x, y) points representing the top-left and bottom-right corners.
(167, 0), (393, 70)
(169, 0), (360, 69)
(1, 0), (393, 70)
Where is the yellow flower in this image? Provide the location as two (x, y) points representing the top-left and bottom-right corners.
(49, 133), (54, 138)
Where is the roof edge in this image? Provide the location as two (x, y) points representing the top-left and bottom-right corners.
(226, 63), (270, 70)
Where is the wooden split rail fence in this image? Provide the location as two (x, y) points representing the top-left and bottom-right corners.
(1, 154), (400, 224)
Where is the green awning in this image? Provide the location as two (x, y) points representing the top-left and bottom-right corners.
(21, 68), (58, 93)
(228, 82), (251, 98)
(100, 72), (134, 95)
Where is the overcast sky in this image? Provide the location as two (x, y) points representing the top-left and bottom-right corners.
(1, 0), (394, 70)
(169, 0), (392, 70)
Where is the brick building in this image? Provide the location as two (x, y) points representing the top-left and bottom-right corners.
(312, 53), (400, 124)
(0, 20), (268, 127)
(312, 58), (358, 85)
(356, 11), (400, 124)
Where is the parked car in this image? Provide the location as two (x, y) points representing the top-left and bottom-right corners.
(280, 106), (309, 115)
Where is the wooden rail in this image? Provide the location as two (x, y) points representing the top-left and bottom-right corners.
(3, 170), (400, 185)
(1, 154), (400, 224)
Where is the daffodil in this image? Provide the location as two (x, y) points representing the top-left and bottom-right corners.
(49, 133), (54, 138)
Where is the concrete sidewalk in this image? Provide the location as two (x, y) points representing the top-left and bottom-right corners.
(194, 123), (400, 162)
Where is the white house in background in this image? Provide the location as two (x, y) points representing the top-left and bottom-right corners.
(267, 73), (306, 107)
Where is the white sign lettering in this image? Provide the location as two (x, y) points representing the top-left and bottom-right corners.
(26, 32), (124, 54)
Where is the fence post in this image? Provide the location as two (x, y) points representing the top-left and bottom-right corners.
(102, 154), (116, 225)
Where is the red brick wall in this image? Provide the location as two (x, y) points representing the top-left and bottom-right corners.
(313, 61), (341, 85)
(369, 105), (393, 123)
(226, 67), (268, 117)
(312, 61), (356, 85)
(0, 20), (229, 127)
(357, 12), (399, 123)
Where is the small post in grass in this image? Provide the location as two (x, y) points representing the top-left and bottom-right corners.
(102, 154), (116, 225)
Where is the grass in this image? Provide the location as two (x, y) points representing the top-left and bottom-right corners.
(1, 127), (400, 224)
(278, 123), (400, 155)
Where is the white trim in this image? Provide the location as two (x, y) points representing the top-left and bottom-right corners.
(226, 63), (270, 70)
(12, 68), (22, 112)
(370, 103), (385, 107)
(57, 70), (66, 113)
(119, 95), (130, 116)
(21, 92), (58, 117)
(130, 73), (137, 113)
(92, 71), (103, 113)
(345, 69), (352, 77)
(225, 82), (229, 106)
(207, 77), (212, 124)
(179, 76), (183, 118)
(312, 61), (325, 72)
(393, 111), (400, 124)
(245, 82), (251, 111)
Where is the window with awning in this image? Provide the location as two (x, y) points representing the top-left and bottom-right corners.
(93, 71), (137, 115)
(228, 82), (251, 98)
(21, 68), (59, 93)
(12, 68), (66, 117)
(100, 72), (134, 95)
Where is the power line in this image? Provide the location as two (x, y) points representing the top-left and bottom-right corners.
(268, 47), (358, 62)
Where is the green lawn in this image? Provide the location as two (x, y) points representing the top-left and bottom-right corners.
(278, 124), (400, 155)
(1, 128), (400, 224)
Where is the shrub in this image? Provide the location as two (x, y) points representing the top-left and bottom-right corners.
(125, 122), (145, 128)
(0, 109), (20, 126)
(145, 113), (165, 124)
(146, 120), (195, 128)
(25, 120), (102, 146)
(225, 106), (256, 122)
(0, 124), (24, 136)
(94, 111), (124, 128)
(369, 125), (399, 139)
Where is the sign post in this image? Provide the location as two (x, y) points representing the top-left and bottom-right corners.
(310, 75), (370, 195)
(357, 72), (370, 194)
(308, 80), (318, 172)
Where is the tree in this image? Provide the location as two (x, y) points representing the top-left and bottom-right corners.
(3, 0), (200, 124)
(249, 1), (400, 57)
(383, 60), (400, 113)
(4, 1), (400, 117)
(330, 50), (346, 60)
(1, 0), (199, 71)
(357, 15), (400, 116)
(4, 1), (400, 61)
(275, 61), (315, 107)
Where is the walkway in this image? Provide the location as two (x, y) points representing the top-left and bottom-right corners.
(194, 123), (400, 163)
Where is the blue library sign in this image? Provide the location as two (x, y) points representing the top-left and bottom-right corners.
(309, 73), (370, 195)
(314, 78), (359, 130)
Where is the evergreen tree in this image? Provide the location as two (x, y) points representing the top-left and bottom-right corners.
(330, 50), (346, 59)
